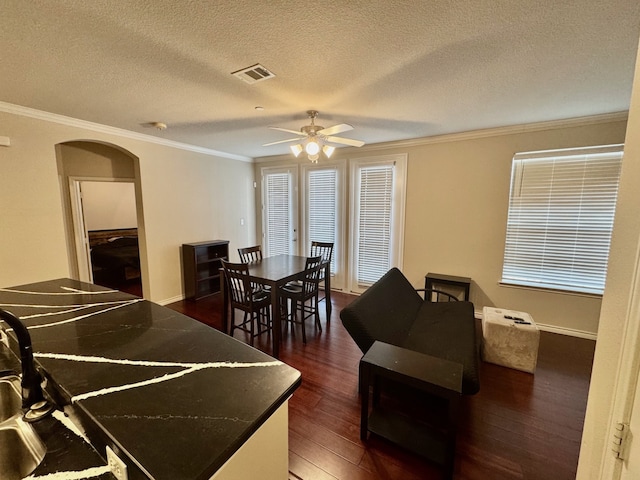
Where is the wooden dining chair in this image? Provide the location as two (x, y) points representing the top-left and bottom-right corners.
(310, 241), (334, 318)
(221, 259), (272, 346)
(280, 255), (323, 344)
(238, 245), (263, 264)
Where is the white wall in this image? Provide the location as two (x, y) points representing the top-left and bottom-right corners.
(0, 108), (256, 303)
(256, 116), (627, 337)
(82, 181), (137, 231)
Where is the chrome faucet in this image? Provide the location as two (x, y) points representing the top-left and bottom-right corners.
(0, 308), (44, 408)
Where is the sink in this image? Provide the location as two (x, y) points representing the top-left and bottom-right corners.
(0, 375), (21, 422)
(0, 417), (47, 480)
(0, 376), (47, 480)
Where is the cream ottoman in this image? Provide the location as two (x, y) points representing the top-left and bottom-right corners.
(482, 307), (540, 373)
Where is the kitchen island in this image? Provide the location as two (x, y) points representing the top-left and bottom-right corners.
(0, 278), (301, 479)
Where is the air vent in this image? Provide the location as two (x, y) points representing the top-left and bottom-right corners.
(231, 64), (276, 84)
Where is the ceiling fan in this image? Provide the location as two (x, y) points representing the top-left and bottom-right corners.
(263, 110), (365, 162)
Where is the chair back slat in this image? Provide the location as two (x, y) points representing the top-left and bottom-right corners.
(310, 241), (334, 265)
(238, 245), (263, 264)
(222, 260), (254, 307)
(302, 255), (323, 296)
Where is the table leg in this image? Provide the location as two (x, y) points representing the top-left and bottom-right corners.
(324, 264), (331, 321)
(359, 361), (370, 440)
(270, 282), (280, 359)
(444, 394), (461, 480)
(220, 268), (229, 334)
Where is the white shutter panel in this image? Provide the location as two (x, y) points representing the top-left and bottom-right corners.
(501, 145), (623, 294)
(264, 171), (292, 256)
(308, 168), (337, 273)
(356, 164), (394, 287)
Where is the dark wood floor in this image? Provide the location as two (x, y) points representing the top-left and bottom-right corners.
(166, 291), (595, 480)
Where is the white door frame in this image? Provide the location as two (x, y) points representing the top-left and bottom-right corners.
(347, 154), (407, 294)
(300, 160), (347, 291)
(602, 255), (640, 478)
(261, 166), (299, 256)
(69, 176), (136, 283)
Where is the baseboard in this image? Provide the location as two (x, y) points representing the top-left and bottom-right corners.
(474, 309), (597, 340)
(156, 294), (184, 306)
(536, 323), (597, 340)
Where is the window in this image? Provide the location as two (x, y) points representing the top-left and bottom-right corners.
(501, 145), (623, 295)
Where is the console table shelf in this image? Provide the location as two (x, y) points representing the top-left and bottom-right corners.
(182, 240), (229, 300)
(360, 341), (462, 479)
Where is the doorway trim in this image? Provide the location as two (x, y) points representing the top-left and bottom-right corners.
(69, 176), (136, 283)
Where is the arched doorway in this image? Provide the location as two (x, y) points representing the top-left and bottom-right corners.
(56, 140), (146, 297)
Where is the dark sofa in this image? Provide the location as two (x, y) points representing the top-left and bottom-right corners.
(340, 267), (480, 395)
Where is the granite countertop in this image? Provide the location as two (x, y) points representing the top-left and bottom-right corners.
(0, 278), (301, 480)
(0, 343), (115, 480)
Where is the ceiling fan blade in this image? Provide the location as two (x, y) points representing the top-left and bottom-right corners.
(262, 138), (302, 146)
(318, 123), (353, 136)
(268, 126), (305, 136)
(325, 136), (365, 147)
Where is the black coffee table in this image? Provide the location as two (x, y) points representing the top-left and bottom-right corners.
(359, 341), (463, 479)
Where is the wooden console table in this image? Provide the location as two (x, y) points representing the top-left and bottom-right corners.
(359, 341), (463, 479)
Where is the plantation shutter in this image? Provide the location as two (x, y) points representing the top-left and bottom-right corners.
(501, 145), (623, 294)
(308, 168), (338, 273)
(264, 171), (293, 256)
(356, 163), (394, 287)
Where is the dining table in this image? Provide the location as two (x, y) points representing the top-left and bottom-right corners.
(221, 254), (331, 358)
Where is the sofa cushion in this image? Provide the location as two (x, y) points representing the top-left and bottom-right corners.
(403, 300), (480, 394)
(340, 268), (423, 354)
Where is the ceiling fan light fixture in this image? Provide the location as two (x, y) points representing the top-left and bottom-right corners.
(305, 139), (320, 155)
(308, 154), (319, 163)
(322, 145), (335, 158)
(290, 144), (303, 157)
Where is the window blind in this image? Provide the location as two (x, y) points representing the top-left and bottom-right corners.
(501, 145), (623, 294)
(356, 164), (394, 287)
(308, 168), (337, 273)
(264, 171), (292, 256)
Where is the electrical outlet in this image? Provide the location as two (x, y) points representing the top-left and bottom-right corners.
(106, 446), (128, 480)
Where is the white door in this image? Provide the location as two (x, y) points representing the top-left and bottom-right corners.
(262, 167), (298, 256)
(348, 154), (407, 293)
(301, 162), (345, 290)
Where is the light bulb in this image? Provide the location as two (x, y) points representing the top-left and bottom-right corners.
(290, 144), (303, 157)
(322, 145), (335, 158)
(308, 154), (319, 163)
(305, 139), (320, 155)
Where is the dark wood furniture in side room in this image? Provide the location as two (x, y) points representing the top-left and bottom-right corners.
(424, 272), (471, 301)
(360, 341), (463, 480)
(182, 240), (229, 300)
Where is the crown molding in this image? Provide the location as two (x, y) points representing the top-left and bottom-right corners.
(0, 101), (252, 162)
(257, 111), (629, 162)
(355, 111), (629, 153)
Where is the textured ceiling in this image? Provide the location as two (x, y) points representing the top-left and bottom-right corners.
(2, 0), (639, 159)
